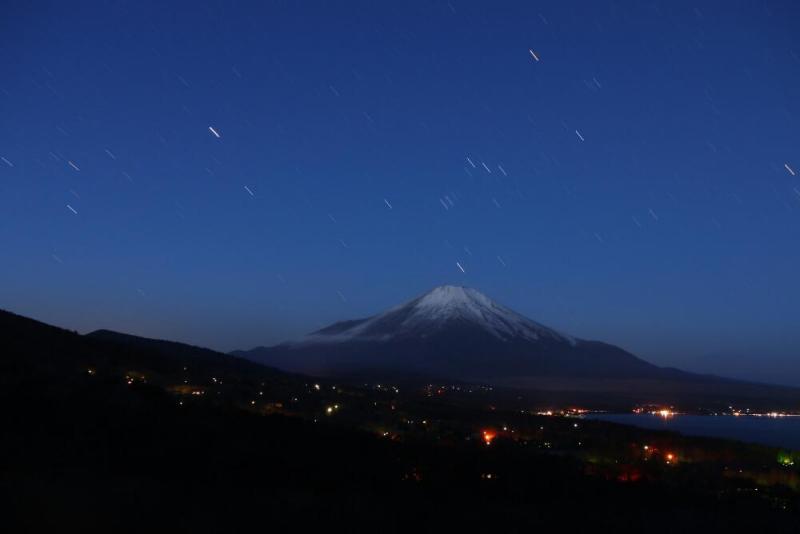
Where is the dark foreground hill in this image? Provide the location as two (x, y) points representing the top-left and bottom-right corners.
(2, 309), (799, 533)
(0, 309), (288, 384)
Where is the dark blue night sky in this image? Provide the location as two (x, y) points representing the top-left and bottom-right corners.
(2, 1), (799, 384)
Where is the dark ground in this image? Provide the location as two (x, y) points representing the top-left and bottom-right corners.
(2, 309), (798, 533)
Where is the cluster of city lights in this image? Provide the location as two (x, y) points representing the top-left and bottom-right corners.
(117, 365), (796, 485)
(642, 444), (678, 464)
(631, 406), (678, 418)
(124, 373), (146, 386)
(533, 408), (588, 417)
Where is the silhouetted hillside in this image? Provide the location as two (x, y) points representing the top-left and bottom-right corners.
(2, 309), (799, 533)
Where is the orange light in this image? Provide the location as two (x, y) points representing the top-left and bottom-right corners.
(482, 430), (497, 446)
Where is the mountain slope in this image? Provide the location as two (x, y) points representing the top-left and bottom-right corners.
(308, 285), (574, 344)
(235, 285), (691, 382)
(0, 309), (292, 391)
(86, 328), (284, 376)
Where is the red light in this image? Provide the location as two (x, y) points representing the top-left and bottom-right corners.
(482, 430), (497, 445)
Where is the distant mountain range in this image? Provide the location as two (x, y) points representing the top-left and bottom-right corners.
(235, 285), (699, 383)
(3, 298), (800, 409)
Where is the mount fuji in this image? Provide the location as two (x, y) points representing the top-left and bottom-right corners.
(235, 286), (690, 383)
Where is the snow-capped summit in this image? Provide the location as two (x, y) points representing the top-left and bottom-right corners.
(235, 284), (672, 383)
(305, 285), (574, 345)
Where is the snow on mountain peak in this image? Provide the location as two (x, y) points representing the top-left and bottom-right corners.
(302, 285), (576, 345)
(415, 285), (487, 310)
(406, 285), (574, 343)
(413, 285), (508, 322)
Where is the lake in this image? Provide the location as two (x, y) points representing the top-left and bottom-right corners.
(585, 413), (800, 450)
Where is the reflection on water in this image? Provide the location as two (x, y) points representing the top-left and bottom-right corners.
(585, 413), (800, 450)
